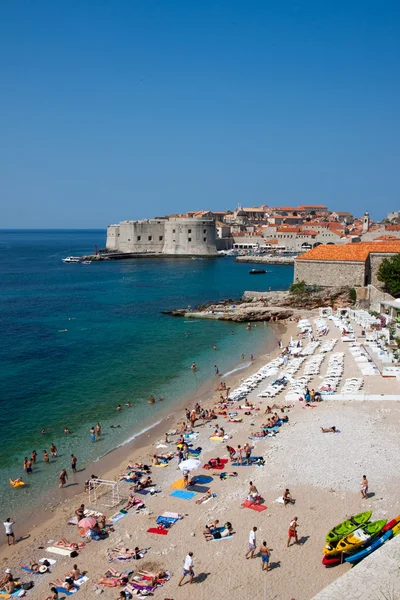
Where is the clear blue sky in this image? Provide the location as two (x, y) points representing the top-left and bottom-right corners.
(1, 1), (399, 228)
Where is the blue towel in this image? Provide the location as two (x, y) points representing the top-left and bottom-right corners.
(156, 516), (178, 524)
(21, 567), (41, 575)
(136, 489), (150, 495)
(55, 586), (77, 596)
(169, 490), (196, 500)
(192, 475), (213, 484)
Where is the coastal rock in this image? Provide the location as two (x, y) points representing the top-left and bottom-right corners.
(163, 286), (355, 322)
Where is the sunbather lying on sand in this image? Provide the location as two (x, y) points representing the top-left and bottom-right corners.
(321, 426), (337, 433)
(109, 546), (147, 560)
(22, 561), (40, 572)
(126, 463), (150, 472)
(49, 576), (75, 591)
(219, 471), (238, 480)
(195, 489), (212, 504)
(54, 538), (85, 550)
(203, 523), (232, 540)
(123, 493), (144, 510)
(132, 476), (153, 491)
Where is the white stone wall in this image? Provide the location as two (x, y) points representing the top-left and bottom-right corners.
(163, 218), (217, 255)
(106, 225), (119, 250)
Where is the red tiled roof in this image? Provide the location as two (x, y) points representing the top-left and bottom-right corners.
(277, 227), (301, 233)
(296, 205), (328, 210)
(299, 230), (318, 236)
(297, 241), (400, 262)
(386, 225), (400, 231)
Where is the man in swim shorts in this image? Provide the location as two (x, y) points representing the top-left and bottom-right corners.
(287, 517), (299, 547)
(3, 519), (15, 546)
(361, 475), (369, 499)
(259, 541), (271, 571)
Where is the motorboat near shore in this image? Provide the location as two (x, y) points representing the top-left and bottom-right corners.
(249, 268), (267, 274)
(62, 256), (82, 263)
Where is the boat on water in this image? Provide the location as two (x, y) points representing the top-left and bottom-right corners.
(62, 256), (82, 263)
(249, 269), (266, 274)
(81, 260), (92, 265)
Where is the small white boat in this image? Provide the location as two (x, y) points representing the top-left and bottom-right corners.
(62, 256), (81, 263)
(81, 260), (92, 265)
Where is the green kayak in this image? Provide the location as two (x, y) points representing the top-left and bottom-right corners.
(325, 511), (372, 544)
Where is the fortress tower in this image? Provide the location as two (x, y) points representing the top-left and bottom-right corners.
(362, 211), (370, 234)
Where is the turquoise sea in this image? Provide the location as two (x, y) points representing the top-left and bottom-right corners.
(0, 230), (293, 517)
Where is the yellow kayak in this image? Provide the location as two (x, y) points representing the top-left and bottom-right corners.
(10, 478), (26, 488)
(392, 522), (400, 537)
(324, 519), (386, 555)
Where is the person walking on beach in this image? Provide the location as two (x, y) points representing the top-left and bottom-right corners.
(3, 518), (15, 546)
(71, 454), (78, 473)
(244, 442), (252, 465)
(246, 527), (257, 559)
(59, 469), (68, 488)
(50, 443), (57, 457)
(361, 475), (369, 499)
(178, 552), (194, 586)
(214, 364), (219, 375)
(259, 541), (271, 571)
(287, 517), (299, 547)
(90, 427), (96, 442)
(96, 423), (101, 437)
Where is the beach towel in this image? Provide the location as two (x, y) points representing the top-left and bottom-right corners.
(162, 511), (183, 519)
(187, 484), (209, 494)
(202, 458), (228, 470)
(55, 586), (77, 596)
(191, 475), (213, 484)
(211, 534), (232, 541)
(136, 489), (150, 495)
(171, 478), (185, 490)
(111, 512), (127, 523)
(153, 463), (169, 468)
(275, 496), (285, 504)
(201, 493), (216, 504)
(39, 558), (57, 565)
(156, 516), (178, 525)
(46, 547), (72, 556)
(209, 436), (224, 441)
(241, 499), (267, 512)
(169, 490), (196, 500)
(21, 567), (41, 575)
(147, 527), (168, 535)
(75, 577), (89, 587)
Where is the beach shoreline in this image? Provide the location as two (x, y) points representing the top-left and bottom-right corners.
(0, 321), (284, 554)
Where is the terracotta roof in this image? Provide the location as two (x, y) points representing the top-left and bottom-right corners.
(273, 206), (297, 211)
(299, 230), (318, 236)
(297, 241), (400, 262)
(386, 225), (400, 231)
(296, 205), (328, 210)
(265, 239), (279, 244)
(242, 207), (266, 212)
(373, 235), (399, 241)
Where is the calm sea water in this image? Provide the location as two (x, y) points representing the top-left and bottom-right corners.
(0, 230), (293, 515)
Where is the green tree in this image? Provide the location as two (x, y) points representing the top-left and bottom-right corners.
(377, 253), (400, 296)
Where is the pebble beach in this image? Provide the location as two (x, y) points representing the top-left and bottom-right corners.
(1, 313), (400, 600)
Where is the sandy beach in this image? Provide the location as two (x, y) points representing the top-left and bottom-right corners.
(1, 314), (400, 600)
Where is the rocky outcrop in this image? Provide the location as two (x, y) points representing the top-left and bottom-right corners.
(163, 286), (355, 322)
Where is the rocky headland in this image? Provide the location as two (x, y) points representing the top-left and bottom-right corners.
(163, 286), (355, 322)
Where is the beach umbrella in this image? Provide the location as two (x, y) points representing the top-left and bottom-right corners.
(178, 458), (201, 472)
(78, 516), (97, 529)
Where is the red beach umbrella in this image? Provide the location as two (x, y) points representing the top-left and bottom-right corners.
(78, 516), (97, 529)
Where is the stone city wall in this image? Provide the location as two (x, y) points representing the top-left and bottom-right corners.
(163, 218), (217, 255)
(369, 252), (399, 288)
(117, 220), (165, 253)
(294, 259), (366, 287)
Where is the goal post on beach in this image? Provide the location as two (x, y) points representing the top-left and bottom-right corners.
(88, 478), (121, 508)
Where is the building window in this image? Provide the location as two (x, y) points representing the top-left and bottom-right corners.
(159, 236), (163, 241)
(188, 229), (191, 233)
(128, 238), (131, 241)
(203, 237), (207, 242)
(137, 236), (141, 241)
(188, 238), (191, 242)
(204, 229), (207, 233)
(148, 236), (152, 241)
(172, 229), (175, 233)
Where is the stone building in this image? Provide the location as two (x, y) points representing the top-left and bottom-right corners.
(294, 241), (400, 288)
(106, 217), (217, 256)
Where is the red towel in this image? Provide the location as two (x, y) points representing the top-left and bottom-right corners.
(202, 458), (228, 471)
(147, 527), (168, 535)
(241, 499), (267, 512)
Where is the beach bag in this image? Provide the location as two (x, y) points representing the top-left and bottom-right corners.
(23, 581), (34, 590)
